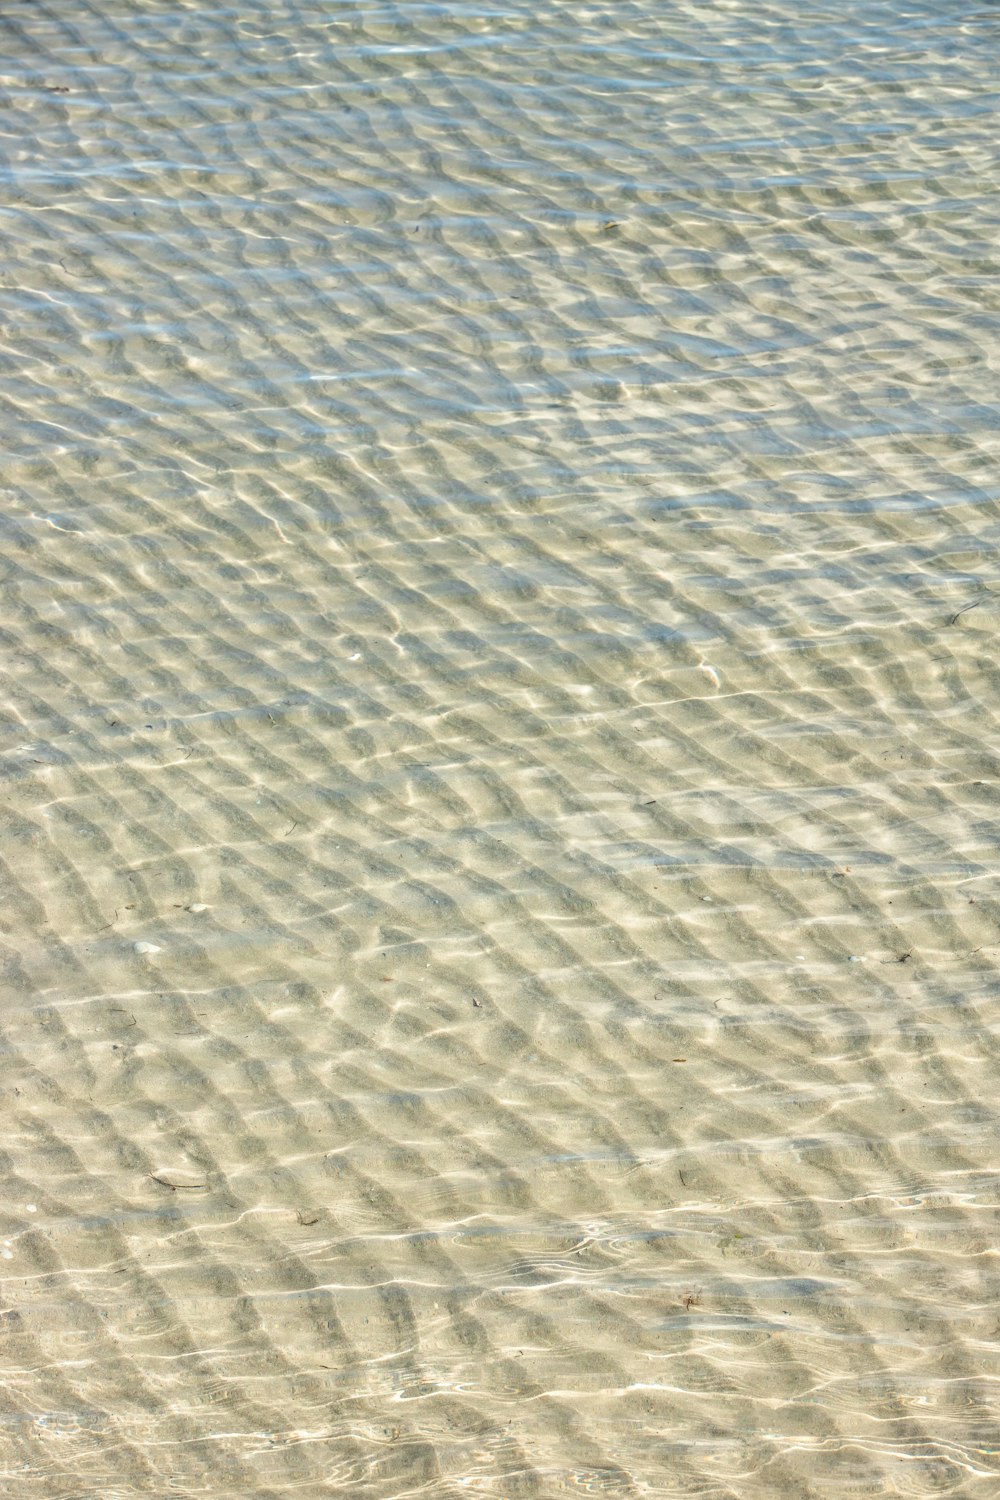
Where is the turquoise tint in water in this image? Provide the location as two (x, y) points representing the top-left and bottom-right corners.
(1, 1), (1000, 1495)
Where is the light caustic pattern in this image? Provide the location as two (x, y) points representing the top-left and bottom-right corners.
(1, 0), (1000, 1495)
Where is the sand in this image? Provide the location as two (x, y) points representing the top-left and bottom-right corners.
(1, 0), (999, 1495)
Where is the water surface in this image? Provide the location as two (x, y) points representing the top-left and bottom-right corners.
(2, 1), (1000, 1495)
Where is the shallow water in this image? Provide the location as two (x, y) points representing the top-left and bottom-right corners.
(2, 1), (1000, 1495)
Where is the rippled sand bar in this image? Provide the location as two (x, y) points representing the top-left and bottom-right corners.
(2, 1), (1000, 1495)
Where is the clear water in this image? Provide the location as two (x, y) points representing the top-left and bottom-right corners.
(2, 1), (1000, 1494)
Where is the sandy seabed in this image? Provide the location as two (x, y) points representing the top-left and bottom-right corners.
(1, 1), (1000, 1495)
